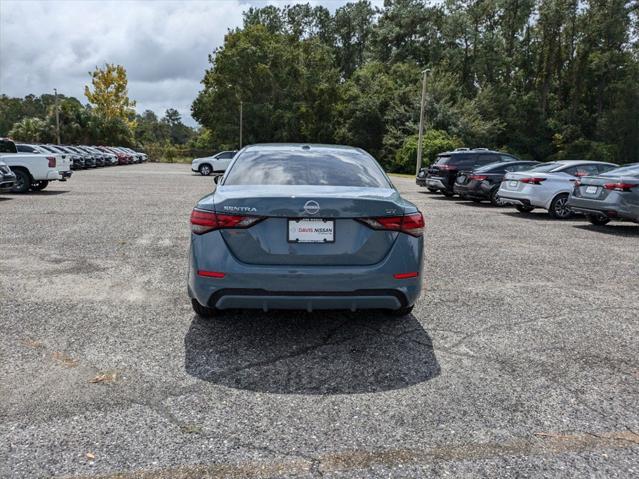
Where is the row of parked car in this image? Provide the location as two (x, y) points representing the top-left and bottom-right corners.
(0, 137), (147, 193)
(417, 148), (639, 226)
(16, 143), (147, 169)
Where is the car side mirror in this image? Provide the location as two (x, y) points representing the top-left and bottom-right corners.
(213, 175), (221, 184)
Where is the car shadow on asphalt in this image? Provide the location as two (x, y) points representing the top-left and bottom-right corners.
(22, 190), (70, 196)
(184, 311), (440, 395)
(573, 224), (639, 236)
(500, 211), (582, 222)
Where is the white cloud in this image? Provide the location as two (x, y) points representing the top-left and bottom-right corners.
(0, 0), (246, 125)
(0, 0), (384, 126)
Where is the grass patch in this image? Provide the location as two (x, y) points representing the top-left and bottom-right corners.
(389, 173), (416, 178)
(151, 156), (192, 164)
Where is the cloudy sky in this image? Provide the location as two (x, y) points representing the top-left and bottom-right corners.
(0, 0), (378, 126)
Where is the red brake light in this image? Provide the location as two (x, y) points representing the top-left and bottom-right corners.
(603, 182), (637, 192)
(394, 272), (419, 280)
(47, 156), (56, 168)
(520, 177), (546, 185)
(197, 270), (225, 278)
(359, 212), (425, 237)
(190, 209), (263, 234)
(469, 174), (487, 181)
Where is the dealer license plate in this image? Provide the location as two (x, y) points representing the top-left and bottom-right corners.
(585, 186), (599, 194)
(288, 219), (335, 243)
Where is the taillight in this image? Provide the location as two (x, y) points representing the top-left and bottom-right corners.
(359, 212), (425, 237)
(190, 209), (263, 234)
(47, 156), (56, 168)
(520, 177), (546, 185)
(603, 182), (637, 192)
(469, 174), (487, 181)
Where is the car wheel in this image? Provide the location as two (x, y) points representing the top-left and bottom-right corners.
(442, 191), (455, 198)
(11, 169), (31, 193)
(388, 305), (414, 317)
(426, 187), (438, 193)
(191, 298), (220, 318)
(515, 205), (535, 213)
(586, 214), (610, 226)
(490, 188), (504, 206)
(199, 164), (212, 176)
(548, 193), (573, 219)
(30, 181), (49, 191)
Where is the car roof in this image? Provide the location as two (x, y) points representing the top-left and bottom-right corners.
(438, 148), (511, 156)
(551, 160), (617, 166)
(244, 143), (363, 154)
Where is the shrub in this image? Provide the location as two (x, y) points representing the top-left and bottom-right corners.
(393, 130), (463, 173)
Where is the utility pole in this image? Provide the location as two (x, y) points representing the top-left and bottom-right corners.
(239, 101), (243, 149)
(54, 88), (61, 145)
(415, 69), (430, 176)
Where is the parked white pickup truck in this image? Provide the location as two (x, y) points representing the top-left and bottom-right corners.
(0, 138), (72, 193)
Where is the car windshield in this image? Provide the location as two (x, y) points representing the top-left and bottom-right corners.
(224, 149), (391, 188)
(601, 164), (639, 177)
(528, 162), (564, 172)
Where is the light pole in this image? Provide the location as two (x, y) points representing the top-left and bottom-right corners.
(239, 100), (243, 149)
(54, 88), (61, 145)
(415, 69), (430, 176)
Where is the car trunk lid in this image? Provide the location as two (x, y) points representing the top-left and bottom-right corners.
(206, 185), (412, 266)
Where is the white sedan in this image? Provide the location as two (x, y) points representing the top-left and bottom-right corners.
(191, 150), (237, 176)
(498, 160), (618, 219)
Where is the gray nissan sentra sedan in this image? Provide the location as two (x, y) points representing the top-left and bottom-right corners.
(567, 163), (639, 225)
(188, 144), (425, 318)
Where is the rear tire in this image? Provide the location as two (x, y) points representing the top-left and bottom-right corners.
(191, 298), (219, 318)
(199, 164), (212, 176)
(442, 191), (455, 198)
(548, 193), (573, 219)
(586, 214), (610, 226)
(11, 169), (31, 193)
(515, 205), (535, 213)
(490, 188), (503, 206)
(31, 181), (49, 191)
(426, 187), (438, 193)
(388, 305), (414, 317)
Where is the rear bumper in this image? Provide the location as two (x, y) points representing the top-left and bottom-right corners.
(453, 182), (491, 199)
(498, 186), (551, 208)
(188, 230), (423, 311)
(567, 196), (638, 222)
(0, 178), (16, 193)
(422, 177), (447, 190)
(206, 289), (407, 311)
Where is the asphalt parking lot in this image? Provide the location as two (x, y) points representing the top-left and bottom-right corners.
(1, 163), (638, 478)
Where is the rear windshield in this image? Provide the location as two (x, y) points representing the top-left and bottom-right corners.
(223, 149), (391, 188)
(475, 162), (508, 172)
(528, 162), (563, 172)
(434, 155), (452, 165)
(602, 164), (639, 177)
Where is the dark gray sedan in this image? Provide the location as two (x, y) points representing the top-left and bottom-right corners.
(567, 163), (639, 225)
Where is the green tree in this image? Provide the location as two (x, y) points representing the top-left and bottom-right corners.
(8, 117), (47, 143)
(192, 25), (340, 147)
(84, 63), (137, 129)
